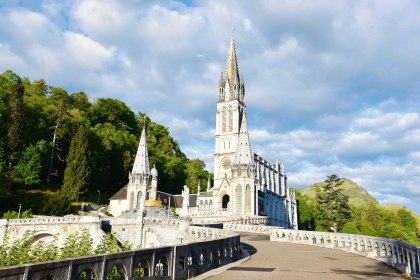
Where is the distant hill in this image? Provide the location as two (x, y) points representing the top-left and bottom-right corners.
(297, 178), (378, 208)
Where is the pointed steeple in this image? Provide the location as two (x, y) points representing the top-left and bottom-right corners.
(225, 30), (240, 90)
(234, 112), (253, 165)
(132, 126), (150, 175)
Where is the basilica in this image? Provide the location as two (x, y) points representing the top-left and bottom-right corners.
(109, 33), (298, 229)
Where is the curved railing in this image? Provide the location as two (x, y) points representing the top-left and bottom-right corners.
(224, 223), (420, 278)
(0, 232), (241, 280)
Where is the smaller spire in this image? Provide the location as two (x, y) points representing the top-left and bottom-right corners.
(234, 111), (253, 165)
(132, 126), (150, 175)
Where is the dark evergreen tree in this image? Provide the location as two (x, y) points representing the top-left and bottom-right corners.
(316, 174), (352, 232)
(61, 125), (91, 202)
(7, 74), (24, 165)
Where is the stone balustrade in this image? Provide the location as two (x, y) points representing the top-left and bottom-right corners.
(0, 216), (100, 225)
(224, 223), (420, 279)
(186, 226), (236, 241)
(0, 233), (241, 280)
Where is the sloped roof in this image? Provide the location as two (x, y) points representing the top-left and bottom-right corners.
(110, 185), (127, 200)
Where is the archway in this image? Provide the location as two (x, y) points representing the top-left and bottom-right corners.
(134, 259), (149, 278)
(155, 256), (169, 277)
(106, 263), (127, 280)
(77, 268), (97, 280)
(222, 195), (230, 209)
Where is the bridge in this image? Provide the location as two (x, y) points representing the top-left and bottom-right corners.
(1, 221), (419, 279)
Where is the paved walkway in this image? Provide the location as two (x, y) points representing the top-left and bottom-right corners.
(208, 232), (404, 280)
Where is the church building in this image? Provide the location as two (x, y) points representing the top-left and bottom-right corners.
(195, 33), (298, 228)
(109, 33), (298, 229)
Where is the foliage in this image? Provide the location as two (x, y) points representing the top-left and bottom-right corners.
(7, 72), (25, 165)
(0, 70), (209, 215)
(107, 265), (122, 280)
(61, 125), (91, 202)
(299, 177), (378, 208)
(316, 174), (352, 232)
(12, 140), (49, 186)
(0, 229), (139, 268)
(297, 177), (420, 245)
(185, 159), (210, 193)
(2, 209), (33, 219)
(296, 192), (319, 231)
(42, 190), (71, 216)
(95, 233), (118, 254)
(61, 229), (93, 259)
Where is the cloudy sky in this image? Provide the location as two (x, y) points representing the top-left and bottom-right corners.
(1, 0), (420, 214)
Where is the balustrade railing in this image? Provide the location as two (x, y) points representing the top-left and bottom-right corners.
(224, 223), (420, 278)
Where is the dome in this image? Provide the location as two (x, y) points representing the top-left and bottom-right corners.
(151, 164), (158, 177)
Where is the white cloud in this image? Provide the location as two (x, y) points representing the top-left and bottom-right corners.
(1, 0), (420, 213)
(63, 32), (115, 71)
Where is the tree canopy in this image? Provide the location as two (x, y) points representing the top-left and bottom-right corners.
(0, 70), (210, 216)
(296, 175), (420, 245)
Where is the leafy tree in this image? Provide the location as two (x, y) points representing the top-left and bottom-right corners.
(2, 209), (33, 219)
(316, 174), (352, 232)
(42, 190), (71, 216)
(61, 229), (93, 259)
(185, 159), (209, 193)
(62, 125), (91, 202)
(0, 143), (7, 197)
(3, 231), (35, 266)
(296, 192), (319, 230)
(341, 221), (360, 234)
(95, 233), (118, 254)
(12, 140), (49, 186)
(7, 73), (25, 165)
(107, 265), (122, 280)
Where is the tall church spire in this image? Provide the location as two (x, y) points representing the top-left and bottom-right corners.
(132, 126), (150, 175)
(225, 30), (240, 88)
(234, 112), (253, 165)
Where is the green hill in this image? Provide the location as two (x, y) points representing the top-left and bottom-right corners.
(298, 178), (378, 208)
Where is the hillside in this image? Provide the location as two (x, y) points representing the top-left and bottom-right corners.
(298, 178), (378, 208)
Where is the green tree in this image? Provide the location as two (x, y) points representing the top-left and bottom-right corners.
(61, 229), (93, 259)
(341, 221), (360, 234)
(95, 233), (118, 254)
(2, 209), (33, 219)
(185, 159), (209, 193)
(7, 73), (25, 165)
(61, 125), (91, 202)
(296, 192), (319, 230)
(316, 174), (352, 232)
(12, 140), (49, 186)
(42, 191), (71, 216)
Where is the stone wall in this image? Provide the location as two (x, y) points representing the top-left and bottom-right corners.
(0, 216), (103, 248)
(0, 233), (241, 280)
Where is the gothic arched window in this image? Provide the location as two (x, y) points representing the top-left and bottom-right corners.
(222, 110), (226, 133)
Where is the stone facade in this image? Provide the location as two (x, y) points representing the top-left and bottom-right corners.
(108, 32), (298, 229)
(195, 33), (298, 229)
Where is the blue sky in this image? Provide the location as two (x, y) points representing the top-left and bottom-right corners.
(1, 0), (420, 214)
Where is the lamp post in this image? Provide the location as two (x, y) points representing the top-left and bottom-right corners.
(97, 190), (101, 206)
(17, 204), (22, 219)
